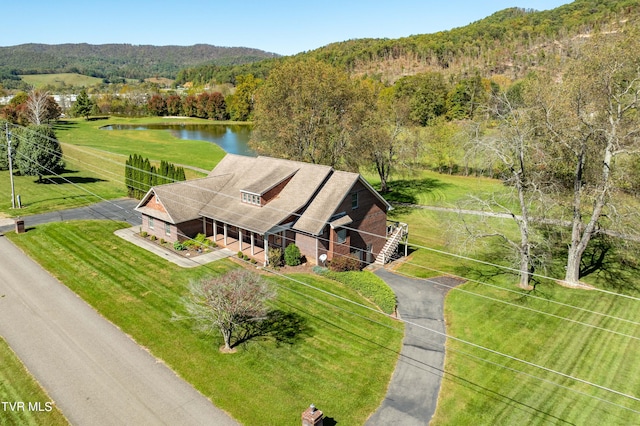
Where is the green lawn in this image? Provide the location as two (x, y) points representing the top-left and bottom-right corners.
(53, 117), (227, 171)
(375, 168), (640, 424)
(0, 337), (68, 425)
(0, 117), (227, 217)
(6, 220), (403, 425)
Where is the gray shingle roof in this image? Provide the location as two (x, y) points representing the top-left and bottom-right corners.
(136, 154), (389, 235)
(292, 171), (359, 235)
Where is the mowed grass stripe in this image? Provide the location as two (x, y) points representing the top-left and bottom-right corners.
(0, 337), (69, 426)
(435, 280), (640, 424)
(7, 221), (403, 425)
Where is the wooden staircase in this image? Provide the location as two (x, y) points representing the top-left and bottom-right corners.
(375, 222), (408, 265)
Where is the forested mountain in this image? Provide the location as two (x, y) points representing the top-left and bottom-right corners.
(176, 0), (640, 85)
(309, 0), (639, 82)
(0, 43), (279, 82)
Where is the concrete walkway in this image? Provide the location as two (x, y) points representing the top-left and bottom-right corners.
(0, 235), (238, 425)
(367, 268), (464, 426)
(114, 226), (235, 268)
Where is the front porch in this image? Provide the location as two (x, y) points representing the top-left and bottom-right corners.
(204, 218), (287, 266)
(210, 233), (266, 264)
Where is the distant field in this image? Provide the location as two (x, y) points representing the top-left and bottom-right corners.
(19, 73), (104, 88)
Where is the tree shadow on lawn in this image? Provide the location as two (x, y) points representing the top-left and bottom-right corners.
(385, 178), (451, 204)
(385, 178), (451, 217)
(41, 176), (107, 185)
(235, 310), (311, 348)
(52, 120), (79, 130)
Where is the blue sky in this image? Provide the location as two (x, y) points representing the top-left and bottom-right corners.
(2, 1), (571, 55)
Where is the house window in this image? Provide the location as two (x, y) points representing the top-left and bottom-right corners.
(148, 217), (154, 229)
(241, 191), (261, 206)
(165, 223), (171, 236)
(337, 228), (347, 244)
(351, 192), (358, 209)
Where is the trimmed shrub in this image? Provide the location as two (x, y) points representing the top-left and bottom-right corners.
(238, 251), (244, 258)
(140, 231), (148, 238)
(150, 235), (157, 241)
(323, 270), (397, 314)
(328, 255), (361, 272)
(160, 238), (165, 245)
(268, 247), (283, 268)
(174, 241), (185, 251)
(284, 244), (302, 266)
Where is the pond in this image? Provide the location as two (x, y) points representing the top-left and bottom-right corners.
(101, 123), (256, 157)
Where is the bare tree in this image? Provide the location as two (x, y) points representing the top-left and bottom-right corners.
(176, 269), (276, 352)
(26, 89), (50, 125)
(461, 92), (547, 289)
(535, 32), (640, 287)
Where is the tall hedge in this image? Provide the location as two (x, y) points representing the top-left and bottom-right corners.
(125, 154), (186, 199)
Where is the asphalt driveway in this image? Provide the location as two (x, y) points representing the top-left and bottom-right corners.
(367, 268), (464, 425)
(0, 198), (141, 233)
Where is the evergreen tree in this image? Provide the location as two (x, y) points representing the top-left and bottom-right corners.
(14, 125), (64, 182)
(71, 89), (95, 120)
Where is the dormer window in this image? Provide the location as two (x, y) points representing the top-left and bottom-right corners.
(241, 191), (261, 206)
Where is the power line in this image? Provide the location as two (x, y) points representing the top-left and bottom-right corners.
(9, 122), (640, 333)
(8, 141), (640, 418)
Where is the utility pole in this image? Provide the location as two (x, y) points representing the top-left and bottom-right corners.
(5, 123), (16, 209)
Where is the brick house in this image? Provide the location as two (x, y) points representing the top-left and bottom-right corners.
(135, 154), (398, 266)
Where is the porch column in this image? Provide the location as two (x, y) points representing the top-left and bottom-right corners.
(224, 223), (228, 245)
(239, 229), (243, 251)
(264, 236), (269, 266)
(202, 217), (206, 235)
(213, 220), (217, 240)
(281, 231), (285, 249)
(251, 232), (255, 256)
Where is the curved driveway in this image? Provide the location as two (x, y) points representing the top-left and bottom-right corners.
(367, 268), (464, 426)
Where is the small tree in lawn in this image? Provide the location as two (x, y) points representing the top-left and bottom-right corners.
(178, 269), (276, 352)
(72, 89), (94, 120)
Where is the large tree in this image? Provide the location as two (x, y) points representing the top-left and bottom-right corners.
(533, 32), (640, 287)
(465, 91), (546, 289)
(251, 58), (359, 169)
(351, 80), (416, 193)
(226, 74), (262, 121)
(14, 125), (64, 182)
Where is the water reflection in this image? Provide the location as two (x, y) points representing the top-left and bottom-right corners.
(101, 123), (255, 157)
